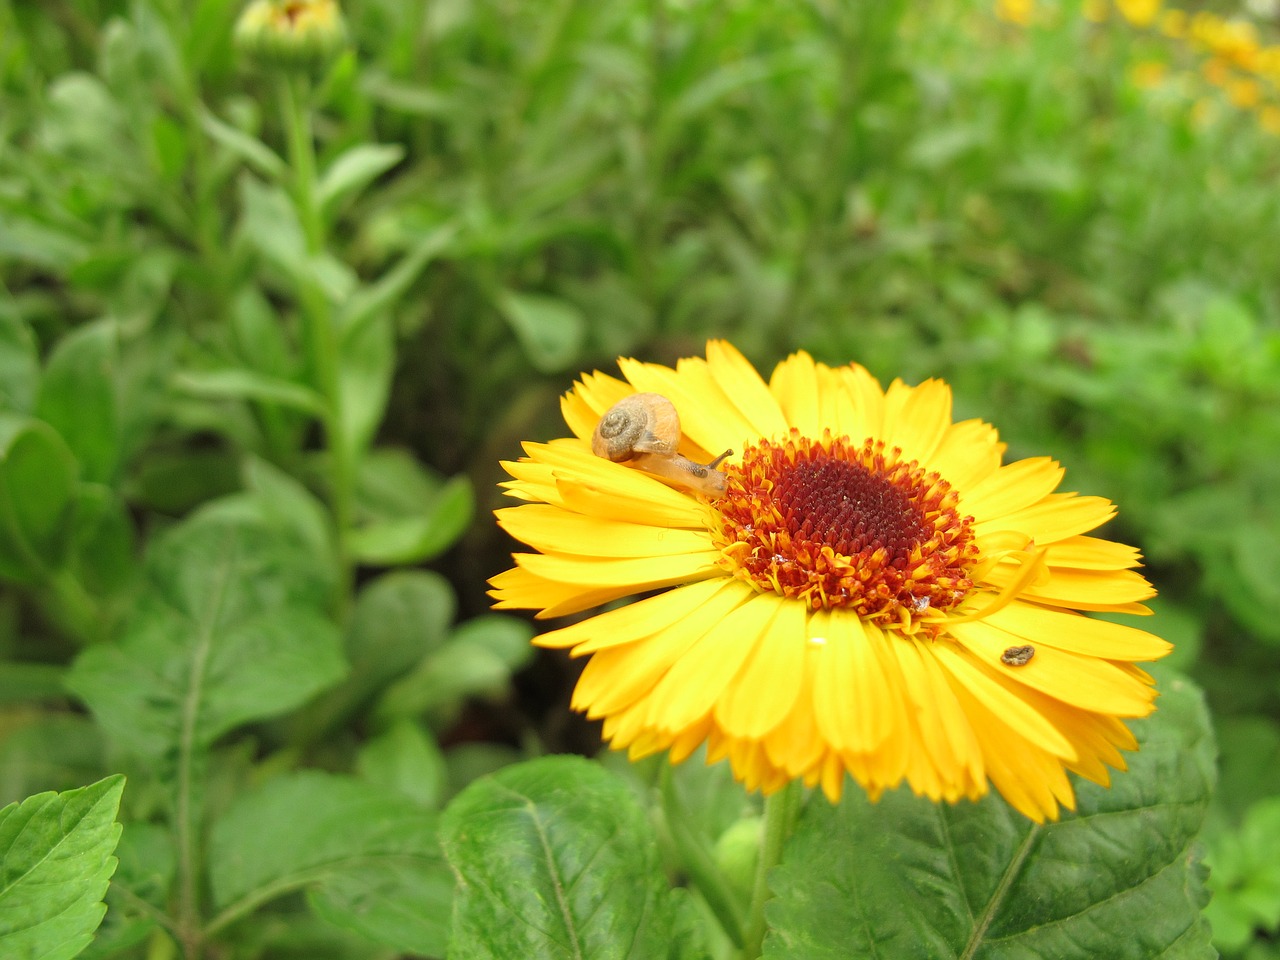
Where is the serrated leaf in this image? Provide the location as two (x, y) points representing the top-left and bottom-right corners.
(208, 771), (450, 957)
(440, 755), (706, 960)
(495, 290), (586, 374)
(0, 415), (78, 584)
(0, 776), (125, 960)
(66, 512), (345, 759)
(317, 144), (405, 219)
(765, 668), (1216, 960)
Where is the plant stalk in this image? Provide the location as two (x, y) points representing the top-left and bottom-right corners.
(741, 780), (802, 959)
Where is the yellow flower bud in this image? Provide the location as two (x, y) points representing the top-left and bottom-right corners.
(234, 0), (349, 73)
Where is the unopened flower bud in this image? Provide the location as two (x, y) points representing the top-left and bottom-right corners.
(234, 0), (348, 74)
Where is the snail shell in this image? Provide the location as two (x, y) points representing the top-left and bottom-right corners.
(591, 393), (680, 461)
(590, 393), (730, 498)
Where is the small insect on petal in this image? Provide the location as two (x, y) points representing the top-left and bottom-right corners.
(1001, 644), (1035, 667)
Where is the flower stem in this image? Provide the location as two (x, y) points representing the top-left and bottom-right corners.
(659, 766), (745, 948)
(276, 73), (355, 617)
(741, 781), (802, 960)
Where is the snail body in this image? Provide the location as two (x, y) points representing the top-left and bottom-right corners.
(591, 393), (731, 498)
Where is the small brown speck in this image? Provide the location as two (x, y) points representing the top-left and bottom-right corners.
(1001, 645), (1035, 667)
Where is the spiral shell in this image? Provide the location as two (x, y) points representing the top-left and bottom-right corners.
(591, 393), (681, 462)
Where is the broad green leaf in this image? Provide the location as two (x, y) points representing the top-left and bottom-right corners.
(0, 415), (78, 584)
(66, 512), (345, 759)
(66, 484), (136, 601)
(0, 775), (124, 960)
(350, 474), (473, 566)
(317, 143), (405, 218)
(242, 456), (333, 561)
(495, 290), (586, 374)
(173, 368), (327, 416)
(441, 755), (707, 960)
(375, 614), (534, 728)
(0, 313), (39, 414)
(82, 822), (174, 960)
(276, 570), (454, 746)
(36, 323), (119, 488)
(765, 668), (1216, 960)
(356, 719), (447, 809)
(208, 771), (450, 957)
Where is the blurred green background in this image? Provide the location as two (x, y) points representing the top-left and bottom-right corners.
(3, 0), (1280, 956)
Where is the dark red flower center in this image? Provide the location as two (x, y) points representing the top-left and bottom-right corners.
(713, 431), (978, 620)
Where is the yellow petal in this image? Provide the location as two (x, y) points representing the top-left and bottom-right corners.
(983, 601), (1172, 661)
(644, 594), (785, 732)
(618, 357), (750, 456)
(883, 378), (953, 464)
(769, 350), (822, 436)
(960, 457), (1065, 519)
(973, 493), (1116, 543)
(1046, 535), (1143, 570)
(497, 504), (712, 558)
(930, 418), (1006, 492)
(948, 619), (1158, 716)
(706, 339), (790, 439)
(515, 550), (721, 590)
(715, 596), (808, 738)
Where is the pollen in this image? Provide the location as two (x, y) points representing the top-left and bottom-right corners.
(713, 430), (979, 622)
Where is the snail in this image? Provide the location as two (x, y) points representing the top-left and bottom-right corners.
(591, 393), (732, 498)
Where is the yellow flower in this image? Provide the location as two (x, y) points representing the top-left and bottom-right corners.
(995, 0), (1035, 27)
(491, 342), (1171, 822)
(235, 0), (348, 72)
(1130, 60), (1169, 89)
(1117, 0), (1161, 28)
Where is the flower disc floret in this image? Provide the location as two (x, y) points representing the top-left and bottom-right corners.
(714, 431), (979, 622)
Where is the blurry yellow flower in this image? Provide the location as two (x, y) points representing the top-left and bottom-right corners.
(1130, 60), (1169, 88)
(1117, 0), (1161, 28)
(1201, 57), (1231, 87)
(1160, 8), (1188, 38)
(1259, 105), (1280, 133)
(1082, 0), (1109, 23)
(996, 0), (1035, 26)
(491, 342), (1170, 823)
(1227, 77), (1262, 107)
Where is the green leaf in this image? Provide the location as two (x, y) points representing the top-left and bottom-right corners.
(0, 775), (125, 960)
(66, 512), (345, 759)
(173, 368), (327, 416)
(376, 614), (534, 728)
(35, 321), (120, 485)
(0, 313), (39, 414)
(200, 107), (286, 180)
(350, 473), (473, 566)
(208, 771), (451, 957)
(357, 719), (447, 809)
(441, 755), (706, 960)
(495, 290), (587, 374)
(765, 668), (1216, 960)
(0, 415), (79, 584)
(337, 223), (457, 345)
(1205, 797), (1280, 951)
(338, 312), (394, 459)
(317, 143), (405, 218)
(242, 456), (334, 561)
(0, 714), (105, 802)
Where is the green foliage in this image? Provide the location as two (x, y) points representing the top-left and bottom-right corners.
(0, 0), (1274, 955)
(440, 755), (707, 960)
(766, 668), (1216, 959)
(0, 776), (124, 960)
